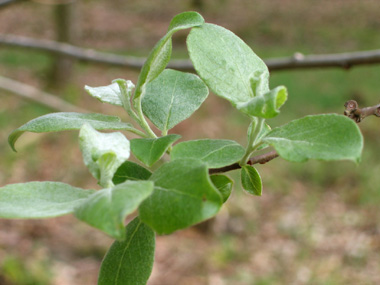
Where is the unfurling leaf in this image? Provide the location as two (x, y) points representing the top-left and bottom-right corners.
(98, 217), (155, 285)
(210, 174), (233, 202)
(142, 69), (208, 133)
(0, 182), (94, 218)
(241, 166), (262, 196)
(79, 124), (130, 188)
(74, 180), (153, 240)
(171, 139), (245, 168)
(139, 159), (222, 234)
(130, 134), (181, 167)
(262, 114), (363, 163)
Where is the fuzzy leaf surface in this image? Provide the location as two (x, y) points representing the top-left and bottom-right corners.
(262, 114), (363, 163)
(130, 134), (181, 167)
(98, 217), (155, 285)
(187, 23), (269, 105)
(79, 124), (130, 187)
(9, 112), (137, 151)
(139, 159), (222, 234)
(0, 182), (94, 218)
(210, 174), (233, 203)
(113, 161), (152, 185)
(74, 181), (153, 240)
(134, 12), (204, 100)
(241, 166), (262, 196)
(171, 139), (245, 168)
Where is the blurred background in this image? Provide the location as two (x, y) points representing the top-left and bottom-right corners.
(1, 0), (380, 284)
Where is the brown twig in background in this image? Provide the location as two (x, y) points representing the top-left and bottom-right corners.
(344, 100), (380, 123)
(209, 150), (278, 174)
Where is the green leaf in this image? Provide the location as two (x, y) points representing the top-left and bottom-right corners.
(262, 114), (363, 163)
(210, 174), (233, 203)
(241, 166), (262, 196)
(187, 23), (269, 105)
(237, 86), (288, 118)
(130, 134), (181, 167)
(98, 217), (155, 285)
(171, 139), (245, 168)
(134, 12), (204, 100)
(85, 80), (135, 107)
(142, 69), (209, 133)
(113, 161), (152, 185)
(79, 124), (130, 188)
(9, 112), (138, 152)
(74, 181), (153, 240)
(139, 159), (222, 234)
(0, 182), (94, 218)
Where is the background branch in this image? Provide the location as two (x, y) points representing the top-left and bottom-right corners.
(1, 35), (380, 71)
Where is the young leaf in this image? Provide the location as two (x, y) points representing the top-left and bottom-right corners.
(210, 174), (233, 203)
(130, 134), (181, 167)
(113, 161), (152, 185)
(142, 69), (209, 133)
(74, 181), (154, 240)
(241, 166), (262, 196)
(98, 217), (155, 285)
(187, 23), (269, 105)
(262, 114), (363, 163)
(237, 86), (288, 118)
(171, 139), (245, 168)
(85, 80), (135, 107)
(9, 112), (139, 151)
(79, 124), (130, 188)
(0, 182), (94, 218)
(134, 12), (204, 100)
(139, 159), (223, 235)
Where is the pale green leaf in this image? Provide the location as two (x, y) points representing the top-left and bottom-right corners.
(262, 114), (363, 163)
(134, 12), (204, 100)
(210, 174), (233, 203)
(171, 139), (245, 168)
(98, 217), (155, 285)
(237, 86), (288, 118)
(130, 134), (181, 167)
(113, 161), (152, 185)
(79, 124), (130, 188)
(139, 159), (223, 234)
(0, 182), (94, 218)
(85, 80), (135, 107)
(241, 166), (262, 196)
(142, 69), (209, 133)
(74, 181), (153, 240)
(187, 23), (269, 105)
(9, 112), (138, 152)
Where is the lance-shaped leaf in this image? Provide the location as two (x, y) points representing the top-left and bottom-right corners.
(113, 161), (152, 185)
(134, 12), (204, 100)
(98, 217), (155, 285)
(262, 114), (363, 163)
(142, 69), (209, 133)
(210, 174), (233, 203)
(79, 124), (130, 188)
(0, 182), (94, 218)
(171, 139), (245, 168)
(9, 112), (139, 151)
(74, 181), (153, 240)
(187, 23), (269, 105)
(85, 80), (135, 107)
(130, 134), (181, 167)
(237, 86), (288, 118)
(139, 159), (223, 235)
(241, 166), (262, 196)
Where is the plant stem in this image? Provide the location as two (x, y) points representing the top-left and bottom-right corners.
(240, 117), (265, 165)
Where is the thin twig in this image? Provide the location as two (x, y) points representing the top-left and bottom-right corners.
(0, 75), (88, 113)
(209, 150), (279, 174)
(2, 35), (380, 71)
(344, 100), (380, 123)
